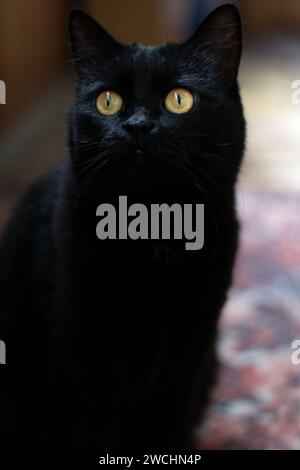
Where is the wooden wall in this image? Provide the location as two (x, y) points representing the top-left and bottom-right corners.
(0, 0), (69, 134)
(82, 0), (185, 44)
(1, 0), (299, 135)
(239, 0), (300, 33)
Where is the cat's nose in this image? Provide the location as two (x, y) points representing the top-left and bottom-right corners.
(123, 112), (154, 137)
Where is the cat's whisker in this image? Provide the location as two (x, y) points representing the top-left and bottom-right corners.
(166, 157), (220, 262)
(76, 154), (111, 201)
(35, 163), (65, 177)
(73, 149), (111, 176)
(188, 148), (241, 171)
(180, 158), (235, 223)
(76, 141), (104, 149)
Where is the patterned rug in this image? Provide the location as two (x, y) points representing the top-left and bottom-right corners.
(197, 190), (300, 450)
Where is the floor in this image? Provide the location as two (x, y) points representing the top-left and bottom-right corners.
(198, 190), (300, 449)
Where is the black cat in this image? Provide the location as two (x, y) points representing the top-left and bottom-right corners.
(0, 4), (245, 449)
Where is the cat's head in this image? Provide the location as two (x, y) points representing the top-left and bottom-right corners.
(68, 5), (245, 200)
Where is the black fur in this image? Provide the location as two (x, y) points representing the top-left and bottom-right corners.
(0, 5), (245, 449)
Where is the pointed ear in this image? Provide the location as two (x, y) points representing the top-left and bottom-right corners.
(69, 9), (123, 75)
(185, 4), (242, 84)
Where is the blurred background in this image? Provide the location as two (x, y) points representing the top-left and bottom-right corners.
(0, 0), (300, 449)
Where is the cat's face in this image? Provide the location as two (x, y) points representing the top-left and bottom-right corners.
(69, 5), (245, 199)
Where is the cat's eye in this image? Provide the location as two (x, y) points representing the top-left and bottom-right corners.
(96, 91), (123, 115)
(165, 88), (194, 114)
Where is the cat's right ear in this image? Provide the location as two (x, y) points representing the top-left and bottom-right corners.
(69, 9), (122, 76)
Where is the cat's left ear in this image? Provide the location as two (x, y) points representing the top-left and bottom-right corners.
(185, 4), (242, 84)
(69, 9), (123, 76)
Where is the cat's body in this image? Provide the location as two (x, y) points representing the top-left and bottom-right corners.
(0, 5), (245, 449)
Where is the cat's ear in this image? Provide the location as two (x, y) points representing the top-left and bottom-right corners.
(69, 9), (123, 75)
(185, 4), (242, 84)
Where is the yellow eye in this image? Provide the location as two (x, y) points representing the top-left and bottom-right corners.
(96, 90), (123, 115)
(165, 88), (194, 114)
